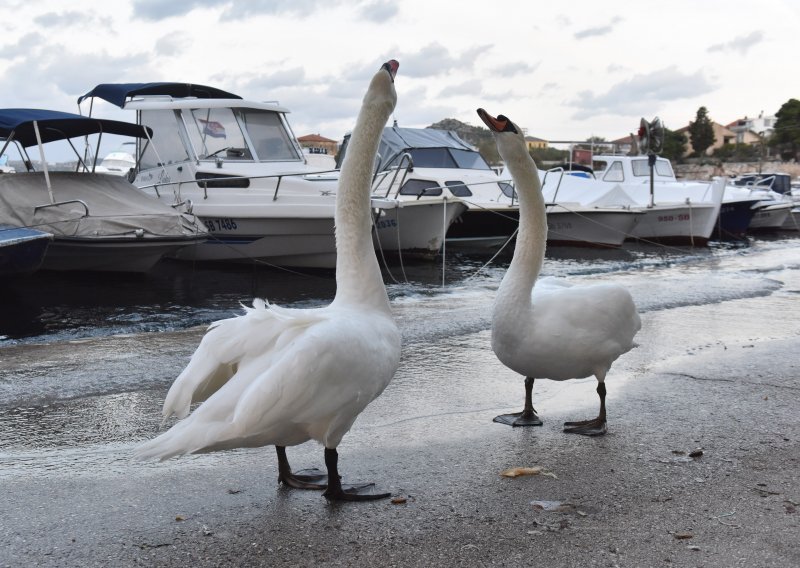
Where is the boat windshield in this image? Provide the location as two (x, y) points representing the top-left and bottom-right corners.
(631, 158), (675, 178)
(406, 148), (491, 170)
(185, 108), (300, 162)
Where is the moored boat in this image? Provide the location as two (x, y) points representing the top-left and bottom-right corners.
(0, 109), (207, 272)
(586, 155), (725, 245)
(79, 83), (451, 267)
(0, 224), (52, 275)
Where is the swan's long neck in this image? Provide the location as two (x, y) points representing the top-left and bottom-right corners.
(332, 85), (393, 312)
(497, 149), (547, 309)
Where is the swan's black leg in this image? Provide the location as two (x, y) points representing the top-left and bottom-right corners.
(494, 376), (543, 427)
(322, 448), (390, 502)
(276, 445), (328, 489)
(564, 382), (607, 436)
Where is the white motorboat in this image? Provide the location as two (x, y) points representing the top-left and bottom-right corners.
(0, 109), (207, 272)
(586, 155), (725, 245)
(729, 173), (795, 232)
(538, 169), (643, 248)
(79, 83), (453, 268)
(95, 142), (137, 177)
(352, 126), (637, 250)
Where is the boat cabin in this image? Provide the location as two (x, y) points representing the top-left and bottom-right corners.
(590, 155), (677, 184)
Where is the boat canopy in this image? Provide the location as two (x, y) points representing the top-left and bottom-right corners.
(0, 109), (152, 147)
(78, 82), (242, 107)
(338, 126), (482, 172)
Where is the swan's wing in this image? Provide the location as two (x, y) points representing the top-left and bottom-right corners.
(161, 299), (319, 420)
(232, 310), (401, 446)
(136, 310), (400, 460)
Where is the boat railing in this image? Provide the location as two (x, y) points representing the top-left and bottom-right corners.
(542, 167), (566, 203)
(139, 168), (341, 201)
(373, 152), (414, 198)
(33, 199), (90, 218)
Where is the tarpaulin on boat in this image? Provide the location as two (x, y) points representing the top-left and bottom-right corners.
(78, 83), (242, 107)
(0, 109), (151, 147)
(337, 127), (478, 173)
(0, 172), (204, 239)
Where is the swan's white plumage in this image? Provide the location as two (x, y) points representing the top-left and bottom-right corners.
(483, 110), (640, 391)
(135, 62), (401, 462)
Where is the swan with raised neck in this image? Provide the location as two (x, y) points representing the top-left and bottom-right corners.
(478, 108), (641, 435)
(133, 60), (401, 501)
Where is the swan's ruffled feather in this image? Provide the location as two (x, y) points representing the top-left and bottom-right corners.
(134, 301), (399, 461)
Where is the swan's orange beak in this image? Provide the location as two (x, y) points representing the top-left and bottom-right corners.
(477, 108), (507, 133)
(382, 60), (399, 82)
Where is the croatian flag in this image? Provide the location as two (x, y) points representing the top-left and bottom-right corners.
(199, 119), (226, 139)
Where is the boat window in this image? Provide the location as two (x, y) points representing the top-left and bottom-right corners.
(631, 159), (649, 176)
(445, 180), (472, 197)
(186, 108), (252, 160)
(602, 161), (624, 182)
(631, 158), (674, 178)
(450, 149), (492, 170)
(772, 175), (791, 194)
(592, 160), (608, 174)
(139, 110), (190, 170)
(655, 159), (674, 178)
(399, 178), (442, 196)
(408, 148), (457, 168)
(499, 182), (517, 199)
(238, 109), (300, 162)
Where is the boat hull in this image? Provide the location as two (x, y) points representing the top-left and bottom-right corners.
(42, 236), (202, 273)
(173, 216), (337, 268)
(0, 226), (52, 275)
(715, 199), (760, 239)
(627, 203), (719, 246)
(546, 207), (642, 248)
(446, 207), (520, 248)
(747, 203), (792, 231)
(373, 199), (468, 256)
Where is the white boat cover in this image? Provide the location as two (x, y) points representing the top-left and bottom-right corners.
(0, 172), (203, 240)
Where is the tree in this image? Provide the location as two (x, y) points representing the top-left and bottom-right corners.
(688, 106), (716, 156)
(770, 98), (800, 161)
(661, 128), (688, 163)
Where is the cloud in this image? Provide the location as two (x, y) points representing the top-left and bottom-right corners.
(219, 0), (336, 20)
(569, 66), (716, 119)
(0, 32), (46, 60)
(707, 31), (764, 55)
(574, 16), (623, 40)
(154, 33), (189, 57)
(438, 79), (483, 98)
(358, 0), (399, 22)
(397, 43), (491, 78)
(490, 61), (541, 78)
(33, 11), (86, 27)
(132, 0), (218, 20)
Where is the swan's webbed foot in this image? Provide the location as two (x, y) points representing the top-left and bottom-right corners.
(275, 446), (328, 490)
(278, 468), (328, 490)
(323, 482), (390, 502)
(495, 377), (542, 426)
(563, 382), (608, 436)
(563, 417), (607, 436)
(493, 409), (543, 427)
(321, 447), (391, 502)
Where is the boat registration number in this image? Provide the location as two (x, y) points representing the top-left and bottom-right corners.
(204, 218), (239, 231)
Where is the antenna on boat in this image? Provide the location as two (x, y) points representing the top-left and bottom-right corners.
(638, 117), (665, 208)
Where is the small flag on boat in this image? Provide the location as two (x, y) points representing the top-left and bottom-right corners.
(199, 119), (226, 139)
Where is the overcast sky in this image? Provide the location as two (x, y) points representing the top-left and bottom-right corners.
(2, 0), (798, 157)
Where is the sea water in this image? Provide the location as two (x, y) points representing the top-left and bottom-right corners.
(1, 235), (798, 476)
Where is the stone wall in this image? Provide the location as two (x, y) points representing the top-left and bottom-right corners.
(673, 160), (800, 181)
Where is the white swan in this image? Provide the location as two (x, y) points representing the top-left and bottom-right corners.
(477, 108), (641, 436)
(134, 60), (402, 501)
